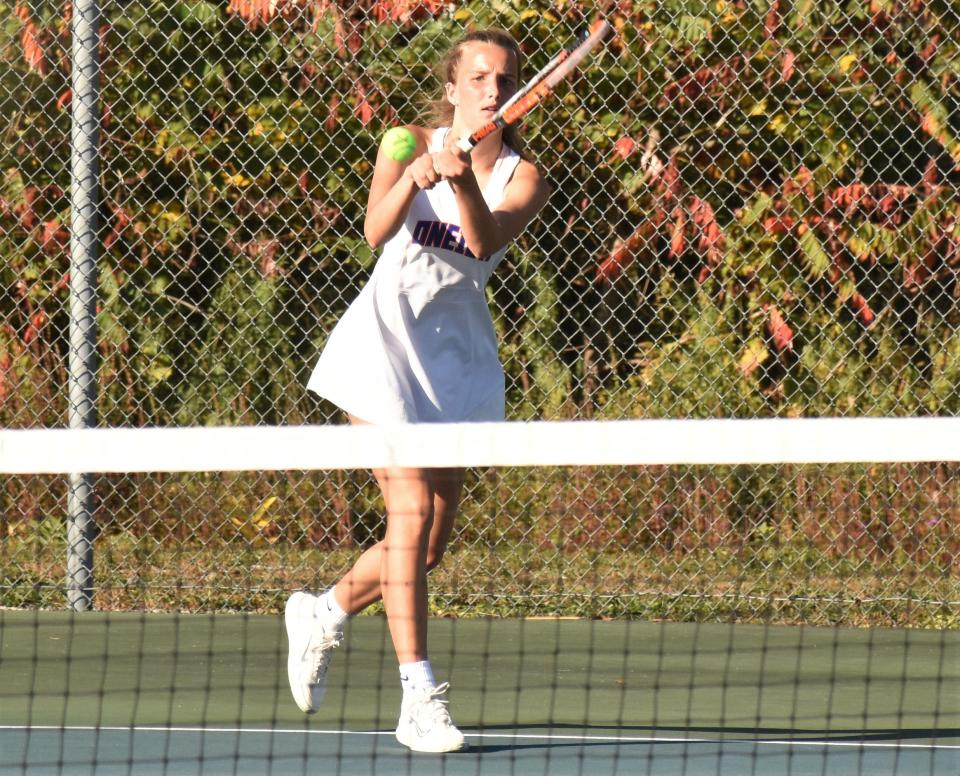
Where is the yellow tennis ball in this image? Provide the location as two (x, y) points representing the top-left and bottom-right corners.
(382, 126), (416, 162)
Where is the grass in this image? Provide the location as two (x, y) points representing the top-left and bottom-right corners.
(3, 462), (957, 629)
(3, 532), (957, 629)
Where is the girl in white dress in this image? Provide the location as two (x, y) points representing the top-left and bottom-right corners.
(285, 28), (550, 753)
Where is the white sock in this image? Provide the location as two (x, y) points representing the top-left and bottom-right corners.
(314, 588), (349, 630)
(399, 660), (436, 694)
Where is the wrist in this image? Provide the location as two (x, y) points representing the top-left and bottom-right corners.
(401, 165), (420, 189)
(447, 170), (480, 194)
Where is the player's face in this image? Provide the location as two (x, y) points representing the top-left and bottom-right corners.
(447, 42), (519, 132)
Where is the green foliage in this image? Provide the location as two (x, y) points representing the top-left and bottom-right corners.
(1, 0), (958, 429)
(3, 1), (958, 630)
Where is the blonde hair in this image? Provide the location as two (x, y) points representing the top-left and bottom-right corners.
(424, 28), (527, 157)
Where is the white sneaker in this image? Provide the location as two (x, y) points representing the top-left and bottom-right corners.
(395, 682), (467, 753)
(284, 591), (342, 714)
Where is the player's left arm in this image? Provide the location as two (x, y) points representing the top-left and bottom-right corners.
(448, 160), (551, 258)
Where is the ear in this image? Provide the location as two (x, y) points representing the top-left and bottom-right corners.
(444, 81), (458, 107)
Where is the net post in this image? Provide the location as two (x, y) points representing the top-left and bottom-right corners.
(67, 0), (102, 612)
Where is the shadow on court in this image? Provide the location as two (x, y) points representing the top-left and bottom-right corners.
(467, 722), (960, 744)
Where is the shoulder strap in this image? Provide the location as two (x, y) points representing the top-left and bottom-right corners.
(485, 145), (522, 200)
(430, 127), (449, 152)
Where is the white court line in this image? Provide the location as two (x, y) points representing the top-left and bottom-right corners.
(1, 725), (958, 750)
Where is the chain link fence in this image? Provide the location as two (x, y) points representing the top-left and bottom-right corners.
(2, 1), (959, 623)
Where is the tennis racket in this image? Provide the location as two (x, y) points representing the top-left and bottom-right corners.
(455, 19), (613, 153)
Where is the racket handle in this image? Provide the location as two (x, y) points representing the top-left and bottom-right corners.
(455, 135), (475, 154)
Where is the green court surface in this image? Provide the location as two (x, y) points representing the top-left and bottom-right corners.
(1, 611), (957, 775)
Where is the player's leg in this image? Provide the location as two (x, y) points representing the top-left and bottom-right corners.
(328, 465), (433, 616)
(392, 466), (468, 753)
(324, 465), (467, 751)
(284, 412), (393, 714)
(286, 452), (466, 750)
(285, 464), (428, 714)
(329, 465), (464, 614)
(302, 463), (465, 630)
(424, 467), (465, 571)
(376, 466), (434, 664)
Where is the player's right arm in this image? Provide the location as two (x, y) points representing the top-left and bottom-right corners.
(364, 125), (440, 250)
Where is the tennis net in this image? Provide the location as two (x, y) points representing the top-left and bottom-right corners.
(1, 418), (958, 775)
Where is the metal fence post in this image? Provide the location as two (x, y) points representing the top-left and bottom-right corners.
(67, 0), (101, 612)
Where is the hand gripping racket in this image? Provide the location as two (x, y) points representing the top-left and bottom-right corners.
(454, 19), (614, 153)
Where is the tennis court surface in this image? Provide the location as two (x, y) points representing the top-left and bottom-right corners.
(2, 611), (957, 775)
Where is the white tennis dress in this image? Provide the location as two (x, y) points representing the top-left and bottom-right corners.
(307, 128), (522, 424)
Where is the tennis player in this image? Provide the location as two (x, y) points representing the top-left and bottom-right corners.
(285, 29), (550, 753)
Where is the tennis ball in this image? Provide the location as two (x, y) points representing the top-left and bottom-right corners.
(382, 126), (416, 162)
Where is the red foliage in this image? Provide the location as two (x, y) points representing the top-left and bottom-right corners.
(23, 311), (48, 345)
(781, 49), (796, 82)
(50, 272), (70, 295)
(333, 13), (364, 57)
(39, 220), (70, 254)
(0, 349), (11, 399)
(371, 0), (448, 23)
(660, 154), (681, 202)
(762, 215), (796, 236)
(353, 82), (374, 126)
(764, 1), (781, 39)
(17, 3), (48, 76)
(102, 205), (132, 251)
(846, 290), (875, 326)
(17, 187), (39, 230)
(324, 93), (341, 132)
(660, 60), (740, 109)
(596, 222), (654, 283)
(611, 136), (637, 161)
(763, 304), (794, 353)
(597, 164), (728, 283)
(922, 157), (939, 190)
(689, 197), (725, 279)
(226, 0), (283, 29)
(823, 181), (913, 225)
(226, 0), (447, 33)
(668, 207), (686, 258)
(920, 34), (940, 64)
